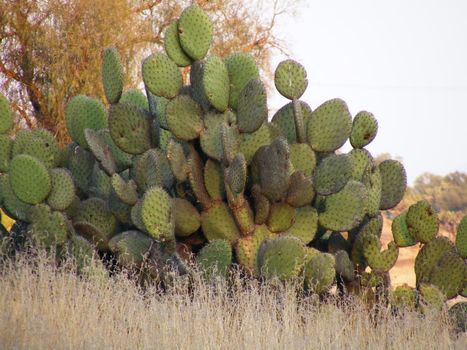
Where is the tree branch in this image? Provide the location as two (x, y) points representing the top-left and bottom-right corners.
(133, 0), (162, 13)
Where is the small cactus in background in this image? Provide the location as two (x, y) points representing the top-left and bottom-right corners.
(0, 4), (465, 312)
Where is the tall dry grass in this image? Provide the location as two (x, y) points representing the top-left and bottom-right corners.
(0, 253), (464, 350)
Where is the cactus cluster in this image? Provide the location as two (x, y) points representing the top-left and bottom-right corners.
(0, 5), (465, 313)
(386, 201), (466, 312)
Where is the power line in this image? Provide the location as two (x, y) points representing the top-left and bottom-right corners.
(311, 82), (467, 91)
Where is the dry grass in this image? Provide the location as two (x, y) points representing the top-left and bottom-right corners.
(0, 253), (465, 350)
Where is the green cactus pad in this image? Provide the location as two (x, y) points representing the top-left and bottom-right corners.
(267, 202), (295, 233)
(109, 102), (151, 155)
(304, 252), (336, 294)
(9, 154), (51, 204)
(350, 111), (378, 149)
(274, 59), (308, 100)
(415, 236), (455, 286)
(350, 216), (383, 268)
(74, 197), (118, 250)
(286, 171), (315, 208)
(418, 283), (446, 312)
(141, 187), (174, 241)
(159, 128), (173, 151)
(251, 185), (270, 225)
(313, 154), (352, 195)
(108, 230), (154, 268)
(166, 95), (204, 141)
(429, 251), (465, 299)
(240, 123), (279, 164)
(235, 225), (273, 275)
(292, 100), (306, 143)
(178, 5), (212, 61)
(0, 174), (32, 221)
(334, 250), (355, 282)
(220, 123), (240, 164)
(11, 129), (33, 158)
(362, 235), (399, 272)
(150, 95), (170, 129)
(287, 206), (318, 244)
(173, 198), (201, 237)
(456, 215), (467, 258)
(130, 200), (146, 233)
(378, 159), (407, 210)
(70, 235), (108, 280)
(224, 53), (259, 109)
(361, 162), (382, 217)
(202, 56), (229, 112)
(22, 129), (61, 169)
(201, 201), (240, 244)
(200, 112), (225, 160)
(406, 200), (438, 243)
(0, 93), (13, 134)
(84, 128), (116, 175)
(88, 166), (112, 199)
(28, 204), (69, 247)
(237, 79), (268, 133)
(303, 247), (320, 265)
(319, 180), (368, 231)
(167, 139), (188, 183)
(98, 129), (133, 172)
(0, 134), (12, 172)
(256, 138), (290, 202)
(257, 236), (306, 281)
(197, 239), (232, 279)
(67, 145), (94, 193)
(190, 60), (211, 112)
(111, 173), (138, 205)
(108, 191), (132, 225)
(306, 98), (352, 152)
(227, 153), (247, 194)
(102, 47), (124, 104)
(204, 159), (225, 200)
(89, 163), (112, 199)
(292, 98), (309, 143)
(289, 143), (316, 178)
(47, 168), (75, 211)
(142, 53), (182, 99)
(164, 20), (192, 67)
(392, 211), (417, 247)
(65, 95), (107, 148)
(120, 89), (149, 110)
(187, 148), (212, 209)
(349, 148), (373, 181)
(390, 284), (417, 311)
(272, 101), (313, 144)
(226, 194), (255, 236)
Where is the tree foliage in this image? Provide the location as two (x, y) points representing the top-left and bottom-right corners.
(412, 172), (467, 212)
(0, 0), (300, 143)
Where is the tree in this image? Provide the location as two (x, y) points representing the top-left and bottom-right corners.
(413, 172), (467, 212)
(0, 0), (300, 143)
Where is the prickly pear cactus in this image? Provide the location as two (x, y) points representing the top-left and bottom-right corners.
(0, 4), (464, 305)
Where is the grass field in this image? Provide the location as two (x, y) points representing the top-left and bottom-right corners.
(0, 253), (465, 350)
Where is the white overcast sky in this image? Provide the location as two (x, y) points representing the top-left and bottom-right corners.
(269, 0), (467, 184)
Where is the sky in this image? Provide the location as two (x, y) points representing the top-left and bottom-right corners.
(269, 0), (467, 185)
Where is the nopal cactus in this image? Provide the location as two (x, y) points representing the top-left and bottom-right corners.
(0, 4), (465, 310)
